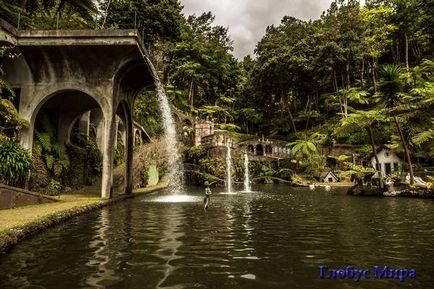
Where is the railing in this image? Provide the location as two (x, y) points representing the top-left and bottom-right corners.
(3, 10), (148, 39)
(1, 10), (152, 53)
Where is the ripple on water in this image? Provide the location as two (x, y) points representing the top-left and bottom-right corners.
(143, 195), (201, 203)
(1, 186), (434, 289)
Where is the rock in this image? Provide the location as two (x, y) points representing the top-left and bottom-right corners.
(348, 185), (383, 196)
(64, 187), (72, 193)
(383, 191), (398, 197)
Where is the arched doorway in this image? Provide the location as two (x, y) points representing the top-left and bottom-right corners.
(30, 90), (103, 192)
(256, 144), (264, 156)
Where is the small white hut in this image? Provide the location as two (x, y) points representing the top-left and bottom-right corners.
(323, 171), (340, 183)
(371, 149), (402, 176)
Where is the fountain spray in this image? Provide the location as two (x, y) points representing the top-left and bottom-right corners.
(243, 153), (251, 192)
(145, 58), (183, 193)
(226, 142), (233, 193)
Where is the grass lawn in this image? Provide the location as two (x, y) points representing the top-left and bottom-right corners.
(0, 181), (168, 233)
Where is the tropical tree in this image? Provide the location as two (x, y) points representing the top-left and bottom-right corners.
(98, 0), (184, 45)
(338, 110), (387, 188)
(377, 64), (415, 184)
(289, 133), (322, 159)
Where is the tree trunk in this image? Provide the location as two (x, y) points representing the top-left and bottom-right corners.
(404, 33), (409, 70)
(188, 78), (194, 111)
(304, 95), (310, 113)
(372, 57), (377, 93)
(288, 106), (297, 133)
(333, 69), (343, 114)
(305, 99), (312, 130)
(367, 125), (384, 189)
(341, 73), (348, 117)
(361, 57), (365, 86)
(56, 0), (67, 17)
(393, 116), (414, 185)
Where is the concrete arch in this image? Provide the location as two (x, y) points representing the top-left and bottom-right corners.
(113, 58), (154, 102)
(115, 100), (134, 195)
(30, 87), (107, 127)
(19, 88), (105, 150)
(68, 111), (92, 143)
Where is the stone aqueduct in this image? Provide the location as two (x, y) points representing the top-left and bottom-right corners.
(0, 20), (155, 199)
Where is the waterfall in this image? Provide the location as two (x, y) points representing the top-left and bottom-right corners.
(226, 142), (232, 193)
(145, 58), (183, 193)
(243, 153), (251, 192)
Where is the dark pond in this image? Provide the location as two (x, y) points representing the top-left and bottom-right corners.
(1, 185), (434, 289)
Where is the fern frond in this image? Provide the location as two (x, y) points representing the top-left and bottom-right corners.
(413, 129), (434, 146)
(35, 132), (52, 152)
(53, 163), (63, 177)
(45, 154), (54, 169)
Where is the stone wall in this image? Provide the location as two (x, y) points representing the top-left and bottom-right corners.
(0, 184), (58, 210)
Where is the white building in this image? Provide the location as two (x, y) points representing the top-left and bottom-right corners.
(371, 149), (402, 176)
(323, 171), (340, 183)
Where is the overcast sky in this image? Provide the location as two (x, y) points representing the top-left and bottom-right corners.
(180, 0), (365, 59)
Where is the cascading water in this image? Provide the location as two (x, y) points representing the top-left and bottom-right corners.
(145, 57), (183, 193)
(243, 153), (251, 192)
(226, 142), (233, 193)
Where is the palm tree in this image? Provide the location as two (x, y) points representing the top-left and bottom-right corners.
(289, 133), (320, 160)
(338, 110), (387, 188)
(377, 64), (415, 185)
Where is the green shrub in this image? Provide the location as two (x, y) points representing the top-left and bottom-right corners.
(0, 98), (29, 141)
(34, 112), (70, 178)
(185, 145), (207, 164)
(44, 179), (62, 196)
(70, 133), (102, 186)
(277, 168), (294, 180)
(0, 140), (33, 186)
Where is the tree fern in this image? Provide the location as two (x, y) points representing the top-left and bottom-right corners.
(413, 129), (434, 146)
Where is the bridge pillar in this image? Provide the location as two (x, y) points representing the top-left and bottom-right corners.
(101, 112), (116, 199)
(78, 111), (91, 136)
(125, 109), (134, 195)
(90, 109), (105, 150)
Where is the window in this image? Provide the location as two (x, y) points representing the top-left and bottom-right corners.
(385, 162), (392, 175)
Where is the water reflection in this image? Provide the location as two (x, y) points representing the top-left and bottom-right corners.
(155, 206), (185, 289)
(1, 186), (434, 289)
(85, 208), (119, 287)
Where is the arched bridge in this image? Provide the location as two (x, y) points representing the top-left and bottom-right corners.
(1, 19), (155, 199)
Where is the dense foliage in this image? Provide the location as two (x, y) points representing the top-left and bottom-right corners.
(0, 140), (32, 186)
(1, 0), (434, 185)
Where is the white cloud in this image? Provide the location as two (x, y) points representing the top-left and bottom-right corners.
(180, 0), (340, 58)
